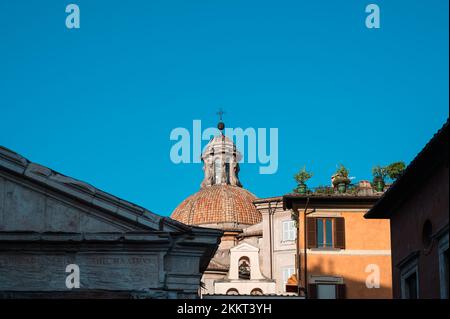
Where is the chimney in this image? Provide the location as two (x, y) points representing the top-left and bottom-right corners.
(357, 180), (374, 196)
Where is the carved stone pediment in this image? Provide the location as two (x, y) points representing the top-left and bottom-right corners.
(0, 146), (190, 234)
(230, 242), (259, 252)
(0, 145), (223, 299)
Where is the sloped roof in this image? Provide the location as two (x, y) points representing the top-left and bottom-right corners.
(0, 145), (200, 233)
(283, 193), (381, 210)
(365, 119), (449, 219)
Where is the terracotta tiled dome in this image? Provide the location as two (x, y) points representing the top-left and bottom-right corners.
(171, 185), (261, 228)
(171, 123), (262, 229)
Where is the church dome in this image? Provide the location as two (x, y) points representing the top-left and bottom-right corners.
(171, 120), (261, 230)
(171, 185), (261, 229)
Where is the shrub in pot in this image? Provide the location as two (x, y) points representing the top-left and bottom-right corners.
(294, 166), (313, 194)
(372, 165), (387, 192)
(332, 164), (351, 193)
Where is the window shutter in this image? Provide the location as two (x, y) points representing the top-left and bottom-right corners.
(290, 221), (296, 240)
(335, 284), (346, 299)
(334, 217), (345, 249)
(308, 284), (318, 299)
(306, 217), (317, 248)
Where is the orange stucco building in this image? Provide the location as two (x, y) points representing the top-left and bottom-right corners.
(284, 194), (392, 299)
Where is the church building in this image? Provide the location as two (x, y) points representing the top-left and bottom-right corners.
(171, 121), (276, 296)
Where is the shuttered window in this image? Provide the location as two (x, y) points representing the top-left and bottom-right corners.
(335, 284), (346, 299)
(282, 220), (296, 241)
(306, 217), (345, 249)
(334, 217), (346, 249)
(316, 218), (333, 248)
(308, 284), (318, 299)
(306, 217), (317, 248)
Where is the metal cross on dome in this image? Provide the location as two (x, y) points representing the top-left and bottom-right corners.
(216, 108), (226, 133)
(216, 108), (226, 122)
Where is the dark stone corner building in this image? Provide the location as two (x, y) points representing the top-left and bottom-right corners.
(366, 119), (449, 299)
(0, 146), (222, 299)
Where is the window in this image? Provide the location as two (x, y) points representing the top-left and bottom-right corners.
(404, 272), (418, 299)
(439, 232), (449, 299)
(214, 159), (222, 184)
(224, 156), (231, 184)
(282, 267), (295, 292)
(308, 282), (346, 299)
(317, 218), (333, 248)
(307, 217), (345, 249)
(250, 288), (263, 295)
(225, 162), (230, 184)
(282, 220), (296, 241)
(443, 249), (449, 298)
(238, 257), (250, 280)
(400, 257), (419, 299)
(317, 284), (336, 299)
(226, 288), (239, 295)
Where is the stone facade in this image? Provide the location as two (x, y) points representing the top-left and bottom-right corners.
(255, 197), (297, 294)
(0, 146), (222, 299)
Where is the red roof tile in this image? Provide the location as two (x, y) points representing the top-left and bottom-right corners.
(171, 185), (261, 227)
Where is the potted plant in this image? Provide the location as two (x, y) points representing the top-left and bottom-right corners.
(386, 161), (406, 181)
(372, 165), (387, 192)
(332, 164), (351, 193)
(294, 166), (313, 194)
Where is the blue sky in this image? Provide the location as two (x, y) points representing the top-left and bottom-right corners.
(0, 0), (448, 216)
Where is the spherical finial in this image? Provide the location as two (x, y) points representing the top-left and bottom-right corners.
(216, 108), (226, 133)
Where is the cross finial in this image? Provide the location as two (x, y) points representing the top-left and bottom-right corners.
(216, 108), (226, 122)
(216, 108), (226, 133)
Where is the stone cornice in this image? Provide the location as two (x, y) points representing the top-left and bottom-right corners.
(0, 231), (171, 244)
(0, 146), (190, 233)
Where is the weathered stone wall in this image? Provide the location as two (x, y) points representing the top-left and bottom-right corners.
(0, 146), (222, 299)
(0, 174), (135, 233)
(0, 252), (159, 291)
(0, 232), (208, 298)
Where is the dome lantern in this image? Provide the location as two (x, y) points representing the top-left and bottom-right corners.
(170, 115), (261, 230)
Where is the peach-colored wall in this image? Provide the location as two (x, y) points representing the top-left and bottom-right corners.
(299, 210), (392, 299)
(340, 212), (391, 250)
(307, 255), (392, 298)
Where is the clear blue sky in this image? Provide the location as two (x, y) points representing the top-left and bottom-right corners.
(0, 1), (448, 216)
